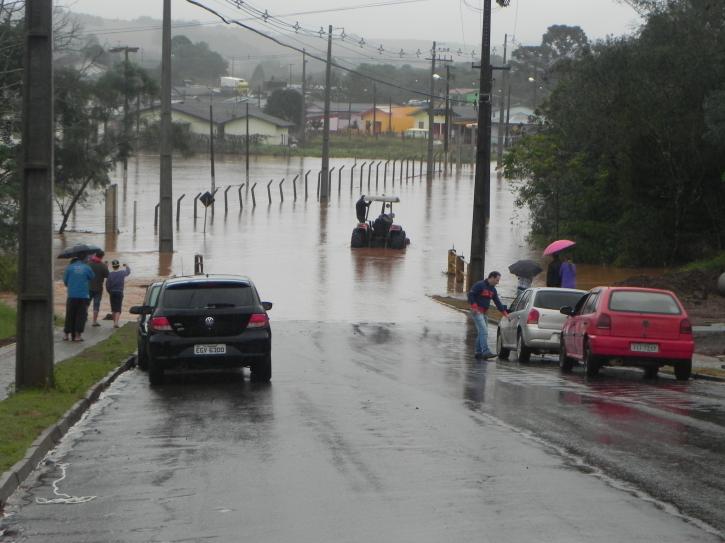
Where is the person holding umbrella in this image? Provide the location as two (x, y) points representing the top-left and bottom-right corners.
(62, 254), (95, 341)
(508, 259), (542, 294)
(543, 240), (576, 288)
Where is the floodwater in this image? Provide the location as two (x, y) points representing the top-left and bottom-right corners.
(54, 154), (664, 321)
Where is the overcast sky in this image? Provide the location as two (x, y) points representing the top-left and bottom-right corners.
(60, 0), (642, 49)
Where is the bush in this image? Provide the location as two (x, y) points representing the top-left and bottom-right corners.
(0, 252), (16, 292)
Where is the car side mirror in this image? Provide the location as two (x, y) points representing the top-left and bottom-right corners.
(560, 306), (573, 317)
(130, 305), (153, 315)
(262, 301), (273, 311)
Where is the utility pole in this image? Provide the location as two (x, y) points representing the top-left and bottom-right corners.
(388, 96), (392, 134)
(209, 92), (216, 208)
(320, 25), (333, 200)
(159, 0), (173, 253)
(443, 63), (451, 175)
(496, 34), (509, 168)
(426, 41), (436, 181)
(372, 82), (377, 139)
(469, 0), (510, 284)
(348, 92), (353, 139)
(16, 0), (54, 388)
(300, 49), (307, 146)
(109, 46), (139, 192)
(245, 102), (250, 182)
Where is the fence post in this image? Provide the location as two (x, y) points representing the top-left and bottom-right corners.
(367, 161), (373, 191)
(359, 161), (367, 193)
(251, 182), (257, 207)
(224, 185), (232, 214)
(292, 174), (299, 200)
(383, 159), (390, 189)
(267, 179), (273, 204)
(328, 167), (336, 196)
(338, 165), (345, 193)
(238, 183), (245, 209)
(375, 161), (382, 191)
(176, 194), (185, 224)
(406, 158), (410, 181)
(304, 169), (311, 200)
(194, 192), (201, 219)
(154, 203), (160, 228)
(194, 254), (204, 275)
(278, 178), (285, 202)
(419, 156), (423, 180)
(316, 171), (321, 199)
(350, 163), (356, 191)
(391, 160), (396, 187)
(133, 200), (137, 233)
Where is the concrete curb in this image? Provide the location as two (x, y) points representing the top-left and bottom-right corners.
(0, 354), (136, 508)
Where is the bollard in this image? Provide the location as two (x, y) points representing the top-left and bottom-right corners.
(251, 182), (257, 207)
(176, 194), (185, 224)
(383, 160), (389, 189)
(154, 203), (160, 228)
(292, 174), (299, 200)
(447, 248), (457, 275)
(238, 183), (245, 209)
(194, 254), (204, 275)
(224, 185), (232, 214)
(359, 161), (367, 192)
(133, 200), (137, 233)
(193, 192), (202, 219)
(267, 179), (273, 204)
(279, 178), (285, 202)
(304, 169), (311, 200)
(455, 254), (465, 286)
(338, 165), (345, 194)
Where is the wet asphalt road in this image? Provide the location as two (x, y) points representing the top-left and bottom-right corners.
(3, 317), (724, 542)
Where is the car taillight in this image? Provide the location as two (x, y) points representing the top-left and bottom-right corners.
(526, 308), (540, 325)
(247, 313), (269, 328)
(596, 313), (611, 329)
(150, 316), (172, 331)
(680, 318), (692, 335)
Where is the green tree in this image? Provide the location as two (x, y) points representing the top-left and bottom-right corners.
(170, 35), (228, 85)
(264, 89), (303, 127)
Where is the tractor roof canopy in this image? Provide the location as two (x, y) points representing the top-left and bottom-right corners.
(365, 195), (400, 203)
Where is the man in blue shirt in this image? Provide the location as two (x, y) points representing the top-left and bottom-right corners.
(467, 271), (509, 359)
(63, 256), (95, 341)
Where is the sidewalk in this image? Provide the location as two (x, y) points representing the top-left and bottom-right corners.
(0, 323), (118, 401)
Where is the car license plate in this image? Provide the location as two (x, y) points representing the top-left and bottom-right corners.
(194, 344), (226, 355)
(631, 343), (659, 353)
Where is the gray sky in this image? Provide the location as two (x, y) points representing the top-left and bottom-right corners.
(60, 0), (642, 49)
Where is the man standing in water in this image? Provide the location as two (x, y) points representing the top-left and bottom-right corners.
(467, 271), (509, 359)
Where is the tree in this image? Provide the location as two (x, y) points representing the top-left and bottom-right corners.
(170, 35), (228, 85)
(249, 63), (265, 90)
(264, 89), (303, 127)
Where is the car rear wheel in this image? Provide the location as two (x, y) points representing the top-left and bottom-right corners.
(674, 360), (692, 381)
(583, 343), (600, 377)
(351, 229), (366, 248)
(250, 353), (272, 383)
(643, 366), (659, 379)
(496, 330), (510, 360)
(389, 230), (406, 250)
(516, 331), (531, 364)
(136, 339), (148, 371)
(148, 356), (164, 386)
(559, 339), (574, 373)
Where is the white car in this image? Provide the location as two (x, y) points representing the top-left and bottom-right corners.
(497, 287), (586, 362)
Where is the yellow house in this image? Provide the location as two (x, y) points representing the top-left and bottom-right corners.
(408, 108), (448, 139)
(360, 105), (422, 135)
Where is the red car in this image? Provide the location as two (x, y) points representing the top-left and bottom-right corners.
(559, 287), (694, 380)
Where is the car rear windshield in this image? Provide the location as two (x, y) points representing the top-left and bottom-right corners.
(161, 282), (256, 308)
(533, 290), (585, 310)
(609, 290), (681, 315)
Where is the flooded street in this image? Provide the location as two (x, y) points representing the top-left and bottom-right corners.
(55, 154), (662, 320)
(5, 155), (720, 541)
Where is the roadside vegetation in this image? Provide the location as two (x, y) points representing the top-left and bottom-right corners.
(0, 301), (15, 341)
(0, 323), (135, 473)
(502, 0), (725, 267)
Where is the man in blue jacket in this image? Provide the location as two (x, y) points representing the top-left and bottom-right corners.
(467, 271), (508, 359)
(63, 256), (95, 341)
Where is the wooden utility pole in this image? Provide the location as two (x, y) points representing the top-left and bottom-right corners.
(372, 82), (377, 139)
(496, 34), (509, 168)
(426, 41), (436, 181)
(209, 95), (216, 216)
(444, 63), (451, 175)
(320, 25), (332, 200)
(159, 0), (173, 253)
(109, 46), (139, 192)
(17, 0), (54, 388)
(388, 96), (392, 134)
(348, 93), (353, 139)
(300, 49), (307, 146)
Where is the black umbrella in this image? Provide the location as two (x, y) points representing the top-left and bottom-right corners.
(508, 259), (543, 279)
(57, 243), (102, 259)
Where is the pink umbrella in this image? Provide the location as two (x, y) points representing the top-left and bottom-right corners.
(543, 239), (576, 256)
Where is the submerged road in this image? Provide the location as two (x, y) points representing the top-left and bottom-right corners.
(2, 317), (724, 542)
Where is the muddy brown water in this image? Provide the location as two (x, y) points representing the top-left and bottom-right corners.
(53, 154), (665, 321)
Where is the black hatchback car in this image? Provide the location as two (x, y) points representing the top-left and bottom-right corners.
(130, 275), (272, 385)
